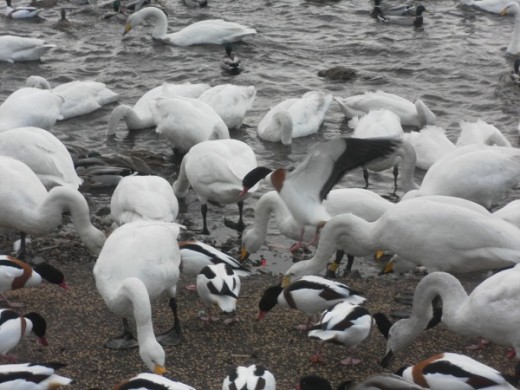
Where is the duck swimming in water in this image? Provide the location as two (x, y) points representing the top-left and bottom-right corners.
(220, 43), (243, 75)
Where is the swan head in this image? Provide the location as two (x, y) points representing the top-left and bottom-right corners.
(272, 112), (293, 145)
(501, 2), (520, 15)
(240, 228), (264, 261)
(139, 337), (166, 374)
(26, 75), (51, 90)
(82, 228), (107, 256)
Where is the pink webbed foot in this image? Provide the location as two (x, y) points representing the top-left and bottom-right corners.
(340, 356), (361, 366)
(466, 338), (490, 350)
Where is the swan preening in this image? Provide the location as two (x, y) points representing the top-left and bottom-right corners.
(0, 35), (55, 63)
(0, 87), (63, 131)
(123, 7), (256, 46)
(257, 91), (332, 145)
(26, 75), (118, 120)
(0, 156), (106, 256)
(93, 220), (182, 373)
(376, 268), (520, 376)
(334, 91), (436, 127)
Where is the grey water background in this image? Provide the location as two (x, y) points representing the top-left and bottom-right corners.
(1, 0), (519, 275)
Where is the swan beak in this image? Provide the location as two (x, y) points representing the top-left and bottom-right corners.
(281, 275), (291, 288)
(123, 23), (132, 35)
(240, 247), (249, 262)
(154, 365), (166, 375)
(500, 7), (508, 15)
(375, 250), (386, 261)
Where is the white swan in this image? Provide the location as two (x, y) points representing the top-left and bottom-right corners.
(93, 220), (182, 373)
(241, 188), (393, 259)
(284, 196), (520, 282)
(0, 156), (106, 256)
(0, 127), (81, 189)
(0, 35), (55, 63)
(334, 91), (436, 127)
(456, 119), (511, 147)
(106, 82), (209, 135)
(198, 84), (256, 130)
(493, 199), (520, 228)
(173, 139), (259, 234)
(402, 145), (520, 209)
(150, 96), (229, 154)
(123, 7), (256, 46)
(402, 126), (455, 170)
(462, 0), (520, 14)
(377, 267), (520, 374)
(501, 2), (520, 55)
(110, 175), (179, 227)
(5, 0), (42, 18)
(257, 91), (332, 145)
(26, 75), (118, 120)
(0, 87), (63, 131)
(350, 109), (418, 193)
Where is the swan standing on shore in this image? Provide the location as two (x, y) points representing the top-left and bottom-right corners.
(123, 7), (256, 46)
(0, 156), (106, 257)
(375, 268), (520, 377)
(94, 221), (183, 373)
(283, 196), (520, 282)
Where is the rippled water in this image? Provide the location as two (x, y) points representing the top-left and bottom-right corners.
(1, 0), (520, 274)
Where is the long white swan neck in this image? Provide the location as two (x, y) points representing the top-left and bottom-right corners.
(119, 278), (156, 339)
(411, 272), (468, 327)
(107, 105), (143, 135)
(142, 7), (168, 39)
(172, 156), (190, 198)
(396, 140), (419, 193)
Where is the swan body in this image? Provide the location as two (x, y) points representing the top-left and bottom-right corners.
(334, 91), (436, 127)
(402, 145), (520, 208)
(0, 35), (55, 63)
(110, 175), (179, 227)
(150, 96), (229, 153)
(26, 76), (118, 120)
(284, 196), (520, 280)
(456, 119), (511, 147)
(0, 309), (47, 357)
(493, 199), (520, 228)
(397, 352), (517, 390)
(0, 88), (63, 131)
(402, 125), (455, 170)
(5, 0), (42, 18)
(241, 188), (393, 258)
(179, 240), (250, 278)
(0, 156), (106, 255)
(501, 2), (520, 55)
(308, 301), (372, 365)
(222, 365), (276, 390)
(115, 373), (195, 389)
(379, 268), (520, 372)
(106, 82), (210, 134)
(0, 127), (81, 189)
(93, 220), (182, 373)
(351, 109), (418, 192)
(172, 139), (259, 234)
(258, 275), (366, 321)
(463, 0), (520, 13)
(124, 7), (256, 46)
(198, 84), (256, 129)
(0, 363), (72, 389)
(257, 91), (332, 145)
